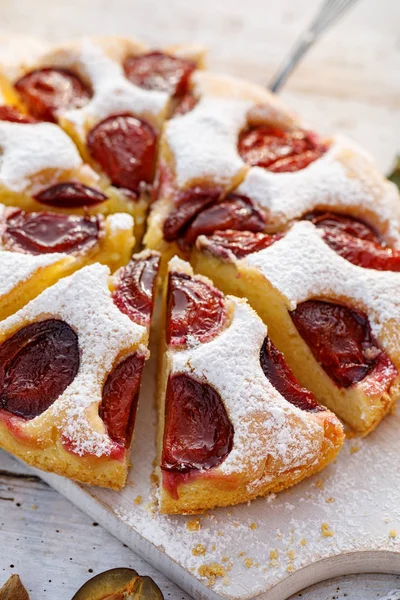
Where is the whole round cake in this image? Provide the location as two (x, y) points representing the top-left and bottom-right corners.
(0, 35), (399, 514)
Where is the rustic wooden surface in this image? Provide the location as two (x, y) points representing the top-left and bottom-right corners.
(0, 0), (400, 598)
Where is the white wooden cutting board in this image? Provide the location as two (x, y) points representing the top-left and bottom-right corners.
(33, 331), (400, 600)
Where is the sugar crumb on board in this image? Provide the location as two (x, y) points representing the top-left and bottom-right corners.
(192, 544), (206, 556)
(286, 564), (294, 573)
(186, 519), (201, 532)
(134, 495), (142, 505)
(269, 548), (279, 560)
(244, 558), (253, 568)
(389, 529), (397, 539)
(321, 522), (334, 537)
(198, 563), (226, 586)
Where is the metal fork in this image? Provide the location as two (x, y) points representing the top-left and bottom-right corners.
(269, 0), (360, 93)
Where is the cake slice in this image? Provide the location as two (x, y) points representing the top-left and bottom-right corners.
(0, 253), (160, 488)
(194, 219), (400, 434)
(0, 205), (134, 273)
(156, 257), (344, 514)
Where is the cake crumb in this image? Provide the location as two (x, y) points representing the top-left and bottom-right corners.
(192, 544), (206, 556)
(325, 497), (335, 503)
(249, 522), (257, 530)
(198, 563), (226, 586)
(134, 495), (142, 505)
(237, 551), (245, 557)
(315, 479), (324, 489)
(244, 558), (253, 569)
(269, 548), (279, 560)
(186, 519), (201, 532)
(321, 522), (334, 537)
(269, 559), (279, 568)
(217, 530), (223, 536)
(287, 549), (295, 560)
(211, 544), (216, 551)
(389, 529), (397, 539)
(226, 562), (233, 573)
(350, 445), (360, 454)
(286, 564), (294, 573)
(223, 576), (229, 586)
(300, 538), (307, 547)
(221, 556), (229, 563)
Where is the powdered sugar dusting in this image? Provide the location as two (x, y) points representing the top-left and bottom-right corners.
(0, 121), (89, 193)
(0, 250), (70, 296)
(170, 295), (325, 477)
(237, 135), (400, 247)
(47, 39), (169, 135)
(244, 221), (400, 354)
(0, 263), (147, 456)
(166, 96), (250, 188)
(106, 212), (134, 235)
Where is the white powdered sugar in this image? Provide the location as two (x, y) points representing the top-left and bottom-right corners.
(170, 295), (324, 478)
(0, 250), (70, 296)
(49, 39), (169, 135)
(237, 135), (400, 247)
(0, 263), (147, 456)
(0, 121), (90, 193)
(166, 96), (250, 188)
(244, 221), (400, 353)
(106, 212), (134, 235)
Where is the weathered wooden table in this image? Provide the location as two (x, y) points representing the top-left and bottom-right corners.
(0, 0), (399, 598)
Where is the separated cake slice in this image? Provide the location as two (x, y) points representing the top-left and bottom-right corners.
(0, 205), (134, 273)
(156, 257), (344, 514)
(194, 219), (400, 435)
(0, 252), (160, 488)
